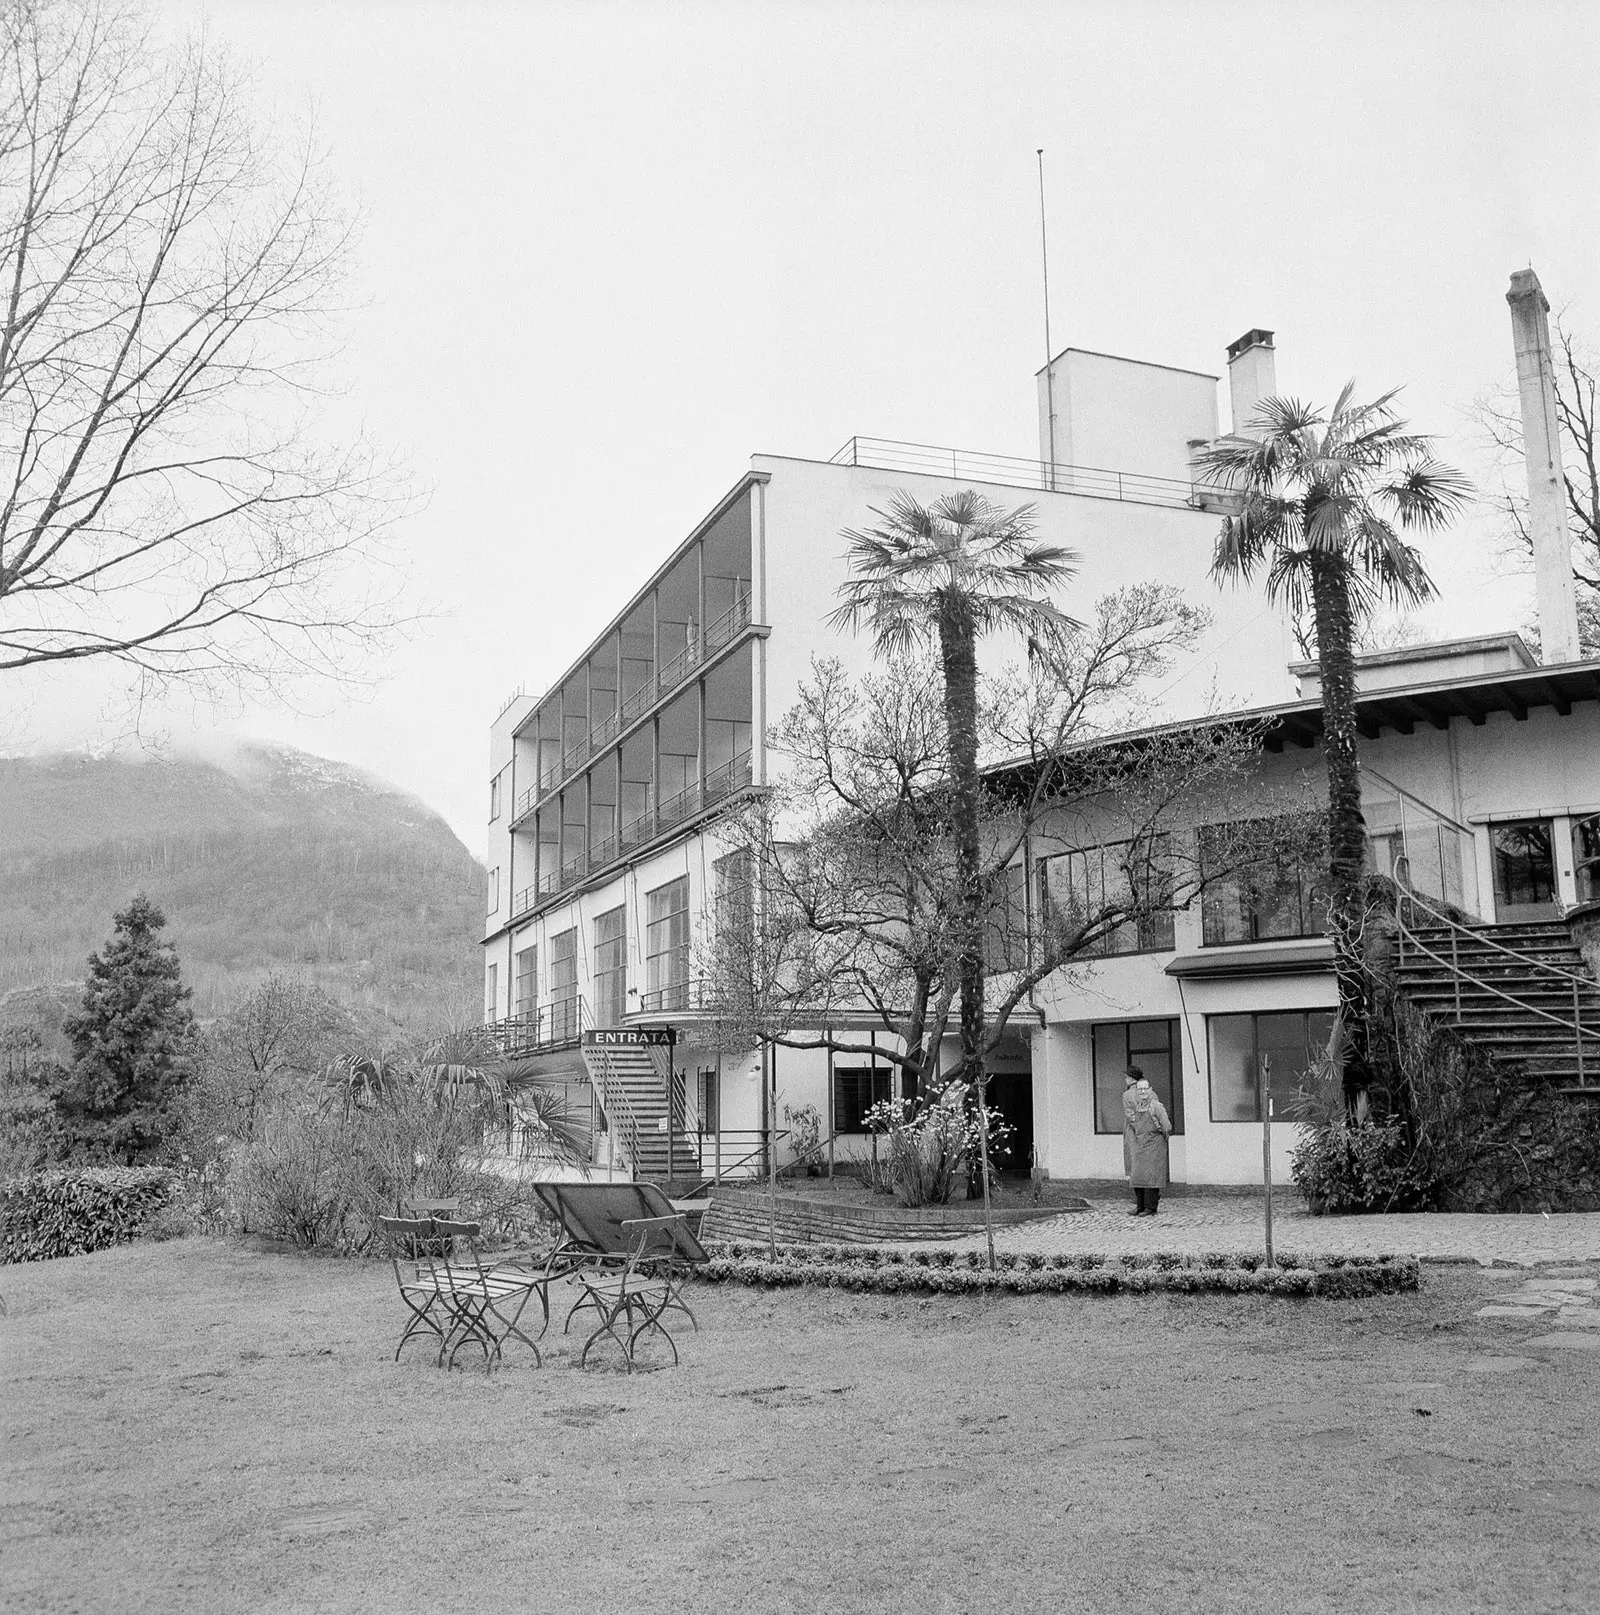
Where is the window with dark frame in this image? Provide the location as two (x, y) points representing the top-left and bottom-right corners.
(1039, 837), (1176, 958)
(1206, 1008), (1337, 1122)
(1199, 818), (1327, 945)
(832, 1065), (897, 1133)
(489, 774), (501, 822)
(1090, 1018), (1184, 1135)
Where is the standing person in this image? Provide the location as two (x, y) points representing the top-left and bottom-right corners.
(1122, 1065), (1173, 1216)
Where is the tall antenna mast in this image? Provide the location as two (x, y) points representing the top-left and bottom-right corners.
(1037, 148), (1057, 490)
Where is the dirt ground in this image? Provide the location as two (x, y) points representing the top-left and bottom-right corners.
(3, 1238), (1597, 1615)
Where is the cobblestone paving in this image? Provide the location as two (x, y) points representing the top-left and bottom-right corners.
(1473, 1272), (1600, 1351)
(940, 1196), (1600, 1266)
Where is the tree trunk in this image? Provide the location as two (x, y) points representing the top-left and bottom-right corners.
(1308, 555), (1375, 1108)
(936, 594), (989, 1211)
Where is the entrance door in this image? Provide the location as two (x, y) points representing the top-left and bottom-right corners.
(983, 1071), (1034, 1176)
(1490, 819), (1560, 923)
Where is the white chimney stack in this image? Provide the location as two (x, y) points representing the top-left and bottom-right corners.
(1226, 328), (1276, 435)
(1506, 269), (1582, 665)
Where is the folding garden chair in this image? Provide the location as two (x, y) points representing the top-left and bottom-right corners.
(570, 1214), (695, 1371)
(377, 1215), (554, 1371)
(531, 1183), (710, 1368)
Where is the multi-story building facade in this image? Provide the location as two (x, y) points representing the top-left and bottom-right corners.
(483, 281), (1600, 1188)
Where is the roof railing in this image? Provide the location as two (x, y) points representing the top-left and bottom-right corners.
(828, 436), (1229, 512)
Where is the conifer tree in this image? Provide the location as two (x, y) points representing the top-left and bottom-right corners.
(57, 895), (197, 1162)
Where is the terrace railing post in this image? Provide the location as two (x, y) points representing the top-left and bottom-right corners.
(1576, 976), (1587, 1087)
(1451, 925), (1461, 1019)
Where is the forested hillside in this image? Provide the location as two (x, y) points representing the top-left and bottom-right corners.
(0, 745), (484, 1032)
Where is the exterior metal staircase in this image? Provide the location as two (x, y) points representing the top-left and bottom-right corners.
(579, 1032), (702, 1181)
(1395, 899), (1600, 1096)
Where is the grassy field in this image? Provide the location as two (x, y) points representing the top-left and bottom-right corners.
(3, 1238), (1597, 1615)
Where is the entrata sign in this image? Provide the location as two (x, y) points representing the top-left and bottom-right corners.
(581, 1027), (676, 1048)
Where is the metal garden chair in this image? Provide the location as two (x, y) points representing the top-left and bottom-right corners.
(377, 1215), (553, 1371)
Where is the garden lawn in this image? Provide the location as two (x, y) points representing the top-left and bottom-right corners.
(3, 1238), (1597, 1615)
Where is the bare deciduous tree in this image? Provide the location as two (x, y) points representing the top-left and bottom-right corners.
(700, 586), (1320, 1255)
(0, 0), (414, 705)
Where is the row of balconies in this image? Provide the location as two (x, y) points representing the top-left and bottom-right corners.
(512, 591), (754, 823)
(509, 749), (754, 921)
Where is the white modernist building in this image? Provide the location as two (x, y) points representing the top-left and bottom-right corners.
(483, 284), (1600, 1188)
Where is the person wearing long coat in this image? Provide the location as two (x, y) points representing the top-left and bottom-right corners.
(1122, 1066), (1173, 1217)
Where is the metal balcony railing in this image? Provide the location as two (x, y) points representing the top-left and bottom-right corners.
(483, 995), (588, 1057)
(640, 977), (699, 1014)
(511, 592), (755, 821)
(828, 436), (1220, 509)
(514, 752), (756, 913)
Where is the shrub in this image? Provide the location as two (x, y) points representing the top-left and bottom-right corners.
(1290, 1119), (1433, 1214)
(698, 1240), (1419, 1298)
(1, 1166), (178, 1263)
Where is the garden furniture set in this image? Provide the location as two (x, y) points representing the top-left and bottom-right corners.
(378, 1182), (708, 1373)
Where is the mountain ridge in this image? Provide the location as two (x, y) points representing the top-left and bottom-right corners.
(0, 742), (483, 1032)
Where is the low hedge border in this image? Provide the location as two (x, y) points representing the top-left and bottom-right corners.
(699, 1241), (1420, 1298)
(1, 1167), (179, 1264)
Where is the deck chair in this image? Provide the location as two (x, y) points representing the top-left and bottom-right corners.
(532, 1182), (710, 1356)
(377, 1216), (552, 1371)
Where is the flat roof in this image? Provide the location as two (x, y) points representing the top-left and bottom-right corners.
(985, 652), (1600, 786)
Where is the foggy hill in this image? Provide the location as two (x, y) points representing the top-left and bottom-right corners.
(0, 743), (484, 1031)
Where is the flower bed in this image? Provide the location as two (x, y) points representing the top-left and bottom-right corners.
(700, 1241), (1419, 1298)
(1, 1167), (179, 1264)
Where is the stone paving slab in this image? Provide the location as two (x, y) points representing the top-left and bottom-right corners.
(936, 1196), (1600, 1266)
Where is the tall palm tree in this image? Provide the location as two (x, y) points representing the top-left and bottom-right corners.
(1195, 388), (1470, 1104)
(830, 489), (1076, 1130)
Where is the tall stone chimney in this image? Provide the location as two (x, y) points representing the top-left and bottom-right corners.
(1226, 328), (1276, 435)
(1507, 269), (1582, 664)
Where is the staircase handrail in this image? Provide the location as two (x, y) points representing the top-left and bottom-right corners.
(1397, 886), (1597, 993)
(1396, 889), (1600, 1076)
(585, 1041), (644, 1176)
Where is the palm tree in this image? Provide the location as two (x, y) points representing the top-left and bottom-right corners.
(1195, 388), (1470, 1105)
(830, 489), (1076, 1185)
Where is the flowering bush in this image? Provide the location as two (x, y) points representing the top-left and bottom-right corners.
(862, 1082), (1014, 1206)
(698, 1240), (1418, 1298)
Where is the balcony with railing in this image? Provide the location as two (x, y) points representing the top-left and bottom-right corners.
(511, 592), (756, 822)
(482, 995), (588, 1057)
(516, 752), (756, 913)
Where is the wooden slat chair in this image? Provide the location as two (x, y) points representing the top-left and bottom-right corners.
(531, 1183), (710, 1366)
(377, 1216), (552, 1371)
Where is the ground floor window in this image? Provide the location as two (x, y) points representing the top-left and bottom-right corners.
(1207, 1009), (1335, 1121)
(549, 928), (578, 1040)
(695, 1064), (720, 1133)
(833, 1064), (897, 1133)
(1090, 1019), (1183, 1135)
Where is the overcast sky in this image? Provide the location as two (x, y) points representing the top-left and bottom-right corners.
(13, 0), (1600, 852)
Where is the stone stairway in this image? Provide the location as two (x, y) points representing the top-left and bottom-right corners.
(579, 1037), (701, 1181)
(1397, 919), (1600, 1095)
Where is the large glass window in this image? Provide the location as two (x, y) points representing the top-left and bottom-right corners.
(592, 906), (626, 1025)
(1491, 819), (1558, 921)
(485, 963), (498, 1021)
(514, 945), (537, 1017)
(549, 928), (578, 1039)
(833, 1065), (897, 1133)
(646, 876), (691, 1008)
(1207, 1009), (1336, 1122)
(1090, 1019), (1184, 1135)
(982, 862), (1030, 971)
(1040, 837), (1175, 957)
(1575, 815), (1600, 906)
(1200, 818), (1327, 945)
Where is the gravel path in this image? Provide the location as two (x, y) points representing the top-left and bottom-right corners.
(938, 1196), (1600, 1266)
